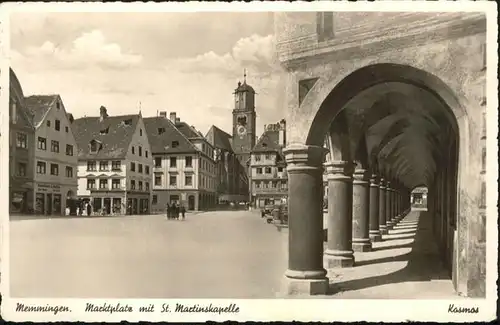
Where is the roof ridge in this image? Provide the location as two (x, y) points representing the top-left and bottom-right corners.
(170, 120), (201, 152)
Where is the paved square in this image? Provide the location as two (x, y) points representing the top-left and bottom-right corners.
(10, 211), (288, 298)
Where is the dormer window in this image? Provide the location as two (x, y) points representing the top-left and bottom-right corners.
(172, 141), (179, 148)
(262, 143), (267, 147)
(158, 127), (165, 135)
(123, 119), (132, 126)
(100, 127), (109, 135)
(89, 140), (101, 154)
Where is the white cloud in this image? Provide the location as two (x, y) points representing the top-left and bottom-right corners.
(18, 30), (143, 70)
(168, 34), (277, 77)
(11, 31), (285, 139)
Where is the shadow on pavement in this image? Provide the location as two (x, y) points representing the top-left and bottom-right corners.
(371, 242), (413, 252)
(328, 210), (451, 295)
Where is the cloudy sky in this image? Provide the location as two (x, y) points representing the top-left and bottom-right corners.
(10, 12), (286, 136)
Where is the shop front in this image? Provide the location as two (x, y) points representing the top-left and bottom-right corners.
(127, 192), (151, 215)
(90, 190), (126, 215)
(10, 180), (34, 214)
(34, 182), (77, 216)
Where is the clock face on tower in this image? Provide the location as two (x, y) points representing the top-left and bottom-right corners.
(237, 125), (246, 137)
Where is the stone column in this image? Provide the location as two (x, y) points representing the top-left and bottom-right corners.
(392, 185), (399, 224)
(378, 178), (388, 235)
(352, 167), (372, 252)
(385, 181), (394, 230)
(369, 174), (382, 242)
(324, 161), (355, 268)
(282, 144), (329, 295)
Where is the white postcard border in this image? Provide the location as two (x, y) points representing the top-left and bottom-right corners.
(0, 1), (498, 323)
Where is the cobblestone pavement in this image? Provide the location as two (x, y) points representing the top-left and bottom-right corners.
(10, 211), (287, 298)
(10, 209), (458, 299)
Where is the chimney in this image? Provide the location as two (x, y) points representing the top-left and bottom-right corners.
(159, 111), (167, 118)
(99, 106), (108, 122)
(175, 117), (180, 124)
(170, 112), (177, 123)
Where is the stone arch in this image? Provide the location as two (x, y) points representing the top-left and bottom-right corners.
(305, 63), (464, 147)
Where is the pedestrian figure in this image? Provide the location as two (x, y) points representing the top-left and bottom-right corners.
(171, 202), (178, 220)
(87, 202), (92, 217)
(180, 205), (186, 220)
(166, 203), (171, 220)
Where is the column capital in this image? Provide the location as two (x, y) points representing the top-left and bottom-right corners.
(352, 168), (370, 184)
(283, 144), (327, 173)
(325, 160), (354, 180)
(370, 174), (379, 187)
(379, 177), (386, 189)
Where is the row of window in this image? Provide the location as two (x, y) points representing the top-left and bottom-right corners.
(37, 137), (74, 156)
(87, 160), (122, 172)
(36, 161), (74, 177)
(154, 156), (193, 168)
(154, 174), (193, 187)
(87, 178), (150, 191)
(254, 180), (288, 189)
(46, 112), (70, 134)
(131, 144), (149, 158)
(255, 166), (284, 174)
(253, 154), (274, 161)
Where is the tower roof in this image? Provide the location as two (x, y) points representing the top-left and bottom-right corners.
(234, 69), (255, 94)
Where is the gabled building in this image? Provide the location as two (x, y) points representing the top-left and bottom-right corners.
(205, 125), (249, 203)
(249, 119), (288, 208)
(9, 68), (36, 214)
(144, 112), (217, 211)
(72, 106), (153, 215)
(25, 94), (78, 215)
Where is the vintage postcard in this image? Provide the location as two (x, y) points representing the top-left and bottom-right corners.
(0, 1), (498, 322)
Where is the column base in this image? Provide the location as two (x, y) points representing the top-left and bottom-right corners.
(324, 249), (355, 268)
(379, 225), (388, 235)
(386, 221), (394, 230)
(282, 275), (329, 296)
(369, 230), (382, 242)
(352, 238), (372, 252)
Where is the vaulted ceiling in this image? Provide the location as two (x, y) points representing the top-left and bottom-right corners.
(338, 82), (456, 189)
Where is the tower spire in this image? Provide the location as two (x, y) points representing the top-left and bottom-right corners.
(243, 68), (247, 84)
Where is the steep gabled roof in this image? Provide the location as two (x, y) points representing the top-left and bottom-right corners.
(9, 68), (34, 129)
(252, 129), (282, 153)
(25, 94), (59, 127)
(175, 121), (203, 139)
(206, 125), (233, 152)
(143, 117), (199, 154)
(72, 114), (140, 160)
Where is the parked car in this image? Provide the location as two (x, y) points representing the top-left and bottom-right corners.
(266, 204), (288, 225)
(261, 204), (274, 218)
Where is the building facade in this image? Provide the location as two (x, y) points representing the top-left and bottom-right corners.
(25, 94), (78, 216)
(250, 120), (287, 208)
(206, 125), (249, 204)
(73, 107), (153, 215)
(145, 112), (217, 212)
(9, 68), (36, 214)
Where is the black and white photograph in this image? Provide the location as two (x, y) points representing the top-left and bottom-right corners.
(1, 1), (497, 322)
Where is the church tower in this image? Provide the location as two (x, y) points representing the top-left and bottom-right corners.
(232, 70), (256, 169)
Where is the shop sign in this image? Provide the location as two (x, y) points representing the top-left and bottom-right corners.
(36, 183), (61, 193)
(181, 193), (187, 201)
